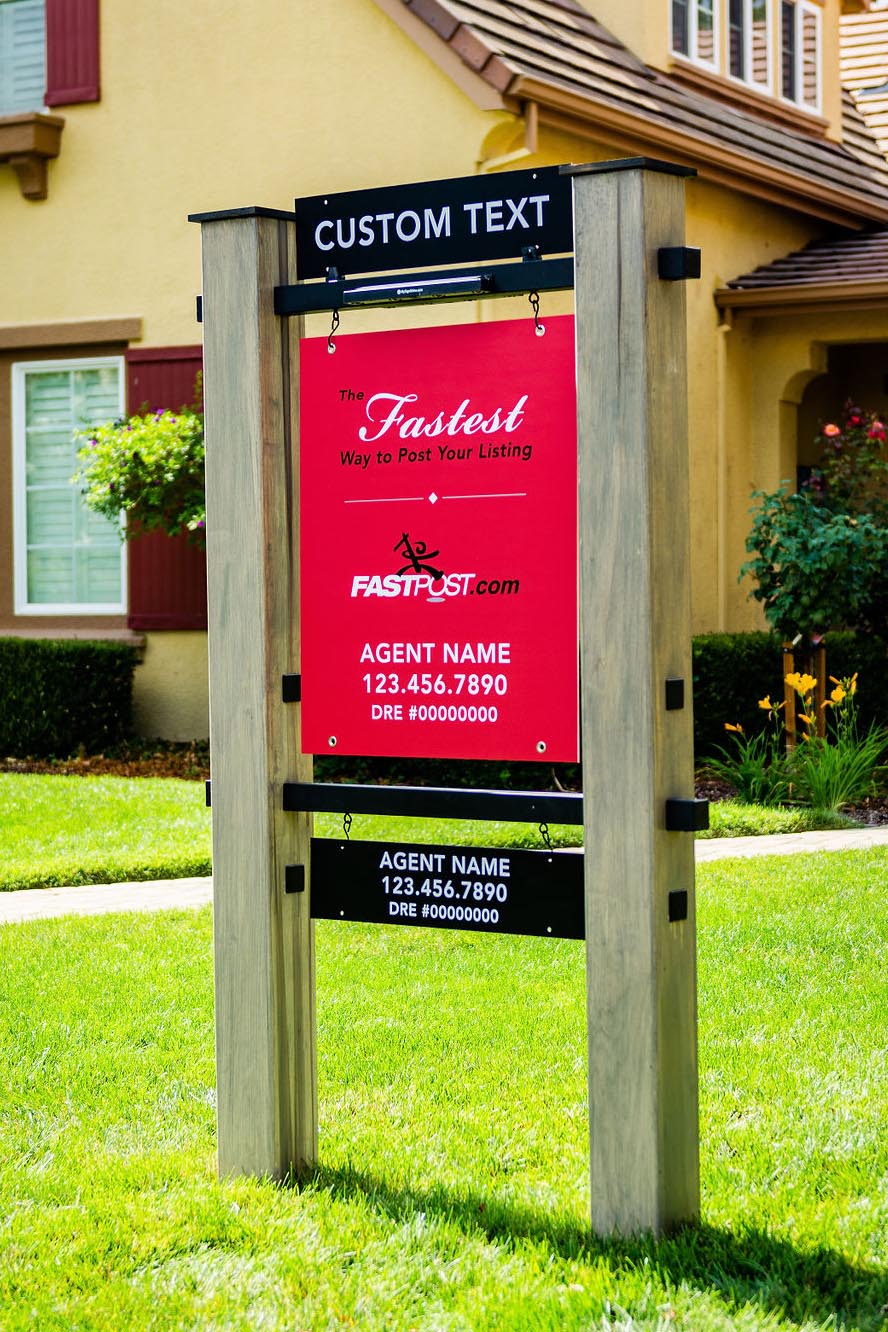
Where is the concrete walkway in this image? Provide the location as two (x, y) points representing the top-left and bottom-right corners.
(1, 827), (887, 925)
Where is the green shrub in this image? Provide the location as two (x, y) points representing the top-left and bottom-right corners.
(706, 720), (791, 805)
(740, 486), (888, 639)
(0, 639), (137, 758)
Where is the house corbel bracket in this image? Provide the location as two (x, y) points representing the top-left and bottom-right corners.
(0, 113), (65, 201)
(9, 152), (49, 200)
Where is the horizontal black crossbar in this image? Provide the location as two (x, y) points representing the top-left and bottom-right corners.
(282, 781), (583, 824)
(274, 257), (574, 314)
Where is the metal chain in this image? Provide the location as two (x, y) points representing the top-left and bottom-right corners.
(342, 811), (352, 841)
(539, 821), (553, 851)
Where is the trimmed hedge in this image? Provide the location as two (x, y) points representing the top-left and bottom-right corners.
(0, 639), (137, 758)
(2, 631), (882, 770)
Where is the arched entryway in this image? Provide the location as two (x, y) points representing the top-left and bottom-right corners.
(796, 342), (888, 479)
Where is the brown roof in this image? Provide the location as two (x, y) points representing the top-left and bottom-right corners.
(840, 5), (888, 158)
(715, 226), (888, 311)
(725, 228), (888, 287)
(391, 0), (888, 226)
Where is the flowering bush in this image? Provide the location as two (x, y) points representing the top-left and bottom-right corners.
(742, 401), (888, 638)
(812, 403), (888, 520)
(73, 402), (206, 544)
(710, 670), (887, 810)
(707, 693), (790, 805)
(786, 670), (887, 810)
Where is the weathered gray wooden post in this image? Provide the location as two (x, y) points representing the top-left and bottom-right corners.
(570, 160), (700, 1234)
(191, 161), (700, 1229)
(192, 207), (317, 1179)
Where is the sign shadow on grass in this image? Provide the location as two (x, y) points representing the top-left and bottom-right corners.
(305, 1163), (888, 1332)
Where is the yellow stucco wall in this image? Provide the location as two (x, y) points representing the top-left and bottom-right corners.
(132, 632), (209, 740)
(2, 0), (885, 736)
(0, 0), (511, 342)
(681, 179), (825, 633)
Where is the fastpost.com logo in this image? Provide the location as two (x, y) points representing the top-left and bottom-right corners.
(350, 531), (520, 603)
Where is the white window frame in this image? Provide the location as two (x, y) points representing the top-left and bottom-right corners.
(12, 356), (128, 616)
(671, 0), (720, 72)
(780, 0), (822, 113)
(727, 0), (772, 93)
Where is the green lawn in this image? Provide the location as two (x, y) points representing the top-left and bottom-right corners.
(0, 772), (213, 891)
(0, 772), (866, 893)
(0, 848), (885, 1329)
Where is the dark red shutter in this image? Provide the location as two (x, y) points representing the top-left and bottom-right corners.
(45, 0), (100, 106)
(125, 347), (207, 632)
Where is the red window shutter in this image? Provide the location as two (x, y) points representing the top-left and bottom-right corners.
(125, 348), (207, 632)
(45, 0), (100, 106)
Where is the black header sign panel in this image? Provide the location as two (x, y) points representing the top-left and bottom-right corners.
(310, 838), (584, 940)
(294, 166), (573, 281)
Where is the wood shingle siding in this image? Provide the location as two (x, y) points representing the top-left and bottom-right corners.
(840, 6), (888, 158)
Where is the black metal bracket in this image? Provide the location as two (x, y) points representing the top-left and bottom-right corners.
(274, 257), (574, 315)
(658, 247), (701, 281)
(282, 674), (302, 703)
(665, 678), (685, 711)
(205, 778), (211, 808)
(668, 889), (689, 922)
(285, 864), (306, 894)
(664, 798), (709, 832)
(283, 781), (583, 825)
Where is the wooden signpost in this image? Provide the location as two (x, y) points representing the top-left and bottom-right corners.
(191, 157), (703, 1235)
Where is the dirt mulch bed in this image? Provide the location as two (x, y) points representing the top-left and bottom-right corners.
(0, 741), (210, 782)
(693, 773), (888, 826)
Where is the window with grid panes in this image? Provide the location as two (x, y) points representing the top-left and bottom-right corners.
(12, 359), (126, 613)
(672, 0), (719, 69)
(0, 0), (44, 115)
(672, 0), (820, 112)
(783, 0), (820, 110)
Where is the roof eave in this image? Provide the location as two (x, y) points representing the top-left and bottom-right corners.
(511, 76), (888, 229)
(714, 278), (888, 316)
(372, 0), (510, 111)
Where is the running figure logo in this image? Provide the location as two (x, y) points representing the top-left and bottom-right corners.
(394, 532), (444, 581)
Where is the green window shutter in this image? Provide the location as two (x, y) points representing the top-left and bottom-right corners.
(20, 361), (124, 610)
(0, 0), (46, 115)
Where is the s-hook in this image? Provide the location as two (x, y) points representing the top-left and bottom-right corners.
(327, 308), (340, 354)
(529, 290), (546, 337)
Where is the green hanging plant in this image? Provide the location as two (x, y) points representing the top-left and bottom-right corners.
(73, 396), (206, 545)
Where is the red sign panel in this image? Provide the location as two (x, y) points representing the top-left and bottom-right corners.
(299, 316), (577, 762)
